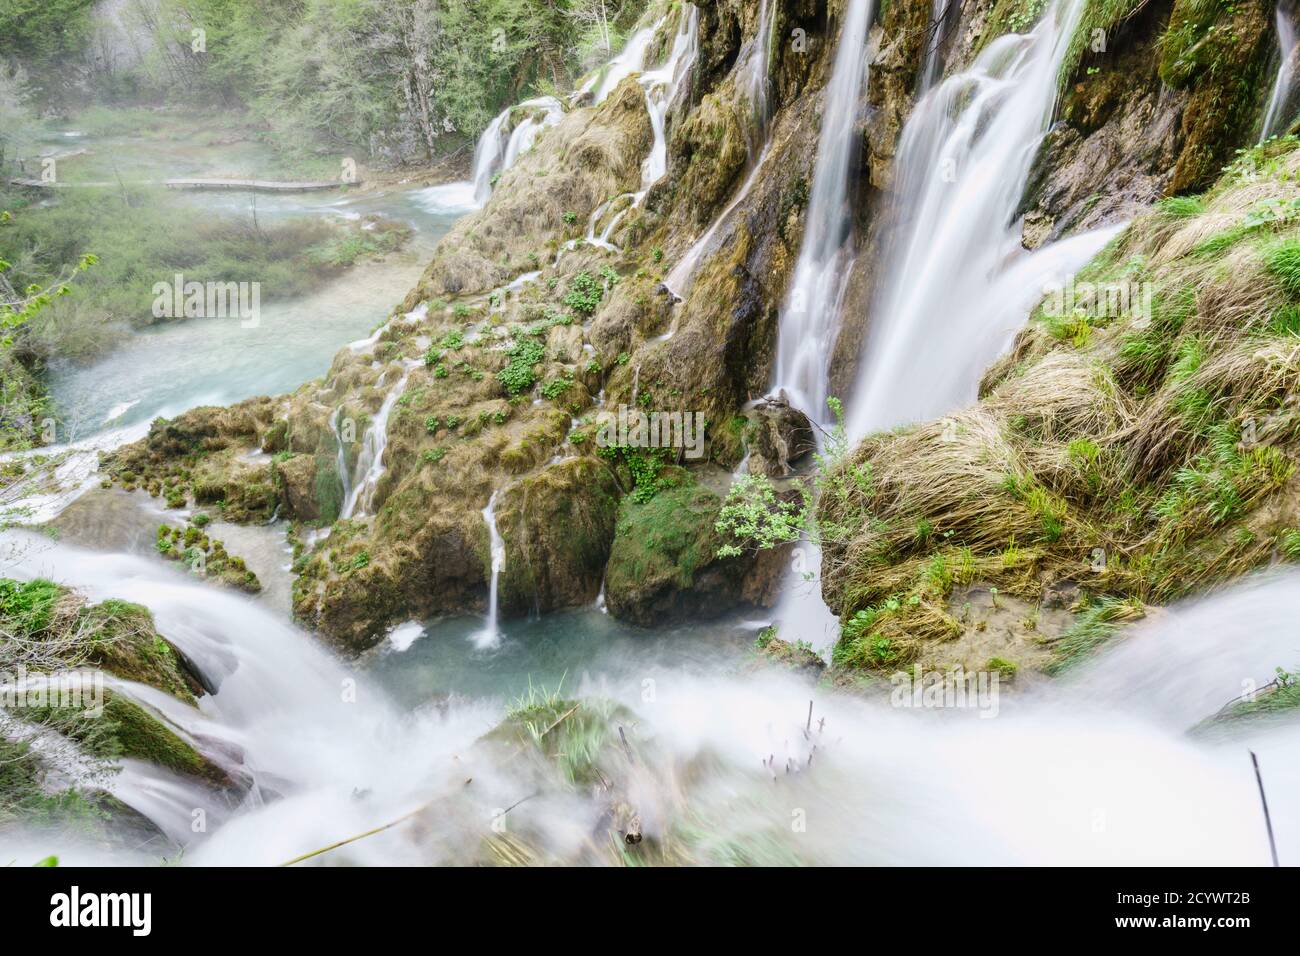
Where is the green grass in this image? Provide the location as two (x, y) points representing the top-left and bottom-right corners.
(1045, 596), (1144, 674)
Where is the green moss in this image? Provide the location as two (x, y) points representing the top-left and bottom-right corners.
(27, 693), (224, 785)
(606, 475), (721, 594)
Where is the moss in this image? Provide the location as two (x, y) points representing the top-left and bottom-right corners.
(26, 693), (227, 786)
(1158, 0), (1273, 193)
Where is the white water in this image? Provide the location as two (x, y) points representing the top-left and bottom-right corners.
(740, 0), (777, 144)
(340, 364), (415, 520)
(591, 19), (666, 104)
(472, 491), (507, 650)
(555, 6), (699, 264)
(761, 0), (874, 656)
(4, 529), (1298, 865)
(846, 0), (1118, 440)
(769, 0), (875, 423)
(471, 97), (565, 205)
(1262, 1), (1299, 141)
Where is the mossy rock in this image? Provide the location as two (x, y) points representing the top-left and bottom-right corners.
(495, 457), (621, 613)
(604, 470), (785, 625)
(1, 580), (205, 704)
(25, 692), (231, 788)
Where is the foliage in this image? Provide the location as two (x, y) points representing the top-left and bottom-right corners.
(497, 333), (546, 395)
(562, 270), (604, 316)
(714, 475), (807, 558)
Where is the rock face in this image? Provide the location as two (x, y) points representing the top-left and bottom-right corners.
(745, 393), (817, 477)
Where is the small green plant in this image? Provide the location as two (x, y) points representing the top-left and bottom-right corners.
(541, 376), (573, 400)
(497, 334), (547, 395)
(422, 447), (447, 464)
(562, 211), (578, 225)
(563, 271), (604, 316)
(714, 475), (807, 557)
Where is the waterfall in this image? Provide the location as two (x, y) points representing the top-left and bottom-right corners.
(332, 406), (353, 511)
(769, 0), (875, 424)
(759, 0), (875, 656)
(740, 0), (777, 146)
(846, 0), (1120, 441)
(1262, 1), (1299, 141)
(589, 19), (666, 104)
(553, 6), (699, 266)
(471, 97), (564, 206)
(918, 0), (953, 91)
(473, 491), (507, 650)
(340, 367), (413, 520)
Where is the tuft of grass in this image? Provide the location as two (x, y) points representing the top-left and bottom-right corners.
(1045, 597), (1145, 674)
(1266, 239), (1300, 299)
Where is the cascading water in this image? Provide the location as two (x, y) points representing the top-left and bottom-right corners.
(760, 0), (875, 654)
(662, 0), (777, 301)
(846, 0), (1120, 440)
(4, 527), (1297, 865)
(1261, 0), (1299, 142)
(473, 491), (507, 650)
(740, 0), (777, 146)
(471, 97), (564, 205)
(340, 365), (415, 520)
(769, 0), (875, 422)
(555, 6), (699, 264)
(918, 0), (953, 92)
(590, 20), (666, 104)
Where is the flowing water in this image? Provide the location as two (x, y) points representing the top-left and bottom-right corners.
(1262, 1), (1299, 142)
(2, 528), (1297, 865)
(340, 363), (417, 521)
(846, 0), (1118, 440)
(472, 492), (507, 650)
(769, 0), (875, 422)
(471, 97), (564, 205)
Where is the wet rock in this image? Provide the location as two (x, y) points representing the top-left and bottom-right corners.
(604, 471), (789, 626)
(745, 392), (816, 477)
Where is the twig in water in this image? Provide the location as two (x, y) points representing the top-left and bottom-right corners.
(806, 699), (813, 733)
(278, 802), (430, 867)
(618, 725), (635, 764)
(539, 704), (579, 738)
(1250, 750), (1280, 867)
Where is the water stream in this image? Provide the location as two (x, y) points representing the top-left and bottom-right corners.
(1262, 0), (1299, 142)
(846, 0), (1117, 440)
(769, 0), (875, 422)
